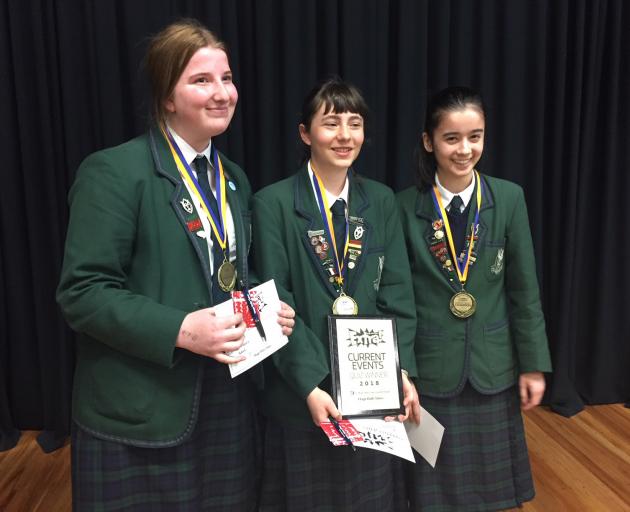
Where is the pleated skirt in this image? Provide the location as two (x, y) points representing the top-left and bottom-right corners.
(71, 360), (260, 512)
(260, 419), (408, 512)
(407, 384), (535, 512)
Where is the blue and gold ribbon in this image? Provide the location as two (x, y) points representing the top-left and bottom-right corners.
(309, 164), (349, 287)
(162, 128), (228, 251)
(430, 170), (482, 285)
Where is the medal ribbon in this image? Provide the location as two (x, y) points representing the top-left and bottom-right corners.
(309, 165), (349, 286)
(430, 170), (482, 285)
(162, 128), (228, 251)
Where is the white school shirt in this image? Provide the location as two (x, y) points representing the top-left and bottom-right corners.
(435, 173), (476, 213)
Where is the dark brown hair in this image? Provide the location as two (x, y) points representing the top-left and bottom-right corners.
(417, 86), (486, 190)
(299, 77), (369, 163)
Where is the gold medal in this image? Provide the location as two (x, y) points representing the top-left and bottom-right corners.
(332, 292), (358, 315)
(217, 259), (237, 292)
(449, 290), (476, 318)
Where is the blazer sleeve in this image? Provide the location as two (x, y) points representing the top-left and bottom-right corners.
(375, 191), (418, 378)
(56, 150), (186, 368)
(505, 187), (552, 373)
(251, 193), (330, 399)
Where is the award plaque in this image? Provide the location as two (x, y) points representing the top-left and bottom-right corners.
(328, 315), (404, 418)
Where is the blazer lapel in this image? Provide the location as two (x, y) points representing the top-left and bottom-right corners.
(295, 167), (341, 298)
(476, 173), (495, 226)
(344, 173), (371, 297)
(416, 187), (460, 291)
(470, 173), (495, 276)
(149, 127), (213, 292)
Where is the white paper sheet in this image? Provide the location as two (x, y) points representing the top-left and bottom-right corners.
(351, 418), (416, 463)
(404, 406), (445, 467)
(213, 279), (288, 378)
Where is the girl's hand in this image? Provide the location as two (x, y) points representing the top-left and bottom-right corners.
(519, 372), (546, 410)
(306, 387), (341, 426)
(176, 308), (246, 364)
(277, 301), (296, 336)
(403, 373), (421, 424)
(385, 372), (421, 424)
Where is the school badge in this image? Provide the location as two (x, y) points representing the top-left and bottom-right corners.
(180, 198), (194, 214)
(490, 248), (504, 275)
(373, 255), (385, 291)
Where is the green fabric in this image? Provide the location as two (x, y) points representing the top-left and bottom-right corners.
(397, 175), (552, 396)
(252, 167), (417, 427)
(57, 126), (253, 445)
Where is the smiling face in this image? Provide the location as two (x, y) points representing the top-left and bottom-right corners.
(165, 45), (237, 151)
(299, 104), (365, 176)
(423, 106), (485, 192)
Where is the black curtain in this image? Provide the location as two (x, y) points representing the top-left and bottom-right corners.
(1, 0), (628, 452)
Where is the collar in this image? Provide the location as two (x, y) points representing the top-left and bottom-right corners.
(307, 160), (349, 206)
(435, 172), (476, 211)
(166, 124), (212, 169)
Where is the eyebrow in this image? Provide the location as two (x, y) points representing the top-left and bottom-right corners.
(188, 70), (233, 79)
(442, 128), (484, 136)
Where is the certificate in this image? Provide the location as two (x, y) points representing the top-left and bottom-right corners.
(214, 279), (289, 378)
(353, 418), (416, 463)
(328, 316), (404, 418)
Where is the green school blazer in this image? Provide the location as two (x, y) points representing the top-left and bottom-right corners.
(397, 175), (552, 397)
(252, 167), (418, 428)
(56, 126), (253, 447)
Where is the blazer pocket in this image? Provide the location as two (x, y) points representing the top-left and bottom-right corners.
(483, 318), (516, 378)
(414, 328), (444, 384)
(485, 239), (506, 282)
(91, 357), (157, 424)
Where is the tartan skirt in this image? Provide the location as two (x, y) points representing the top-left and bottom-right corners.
(407, 384), (535, 512)
(71, 360), (260, 512)
(259, 419), (408, 512)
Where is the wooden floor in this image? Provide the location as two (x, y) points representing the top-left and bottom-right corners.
(0, 431), (70, 512)
(0, 405), (628, 511)
(517, 404), (630, 512)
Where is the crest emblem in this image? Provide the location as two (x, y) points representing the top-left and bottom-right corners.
(373, 255), (385, 291)
(180, 198), (194, 214)
(353, 226), (364, 239)
(490, 248), (504, 275)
